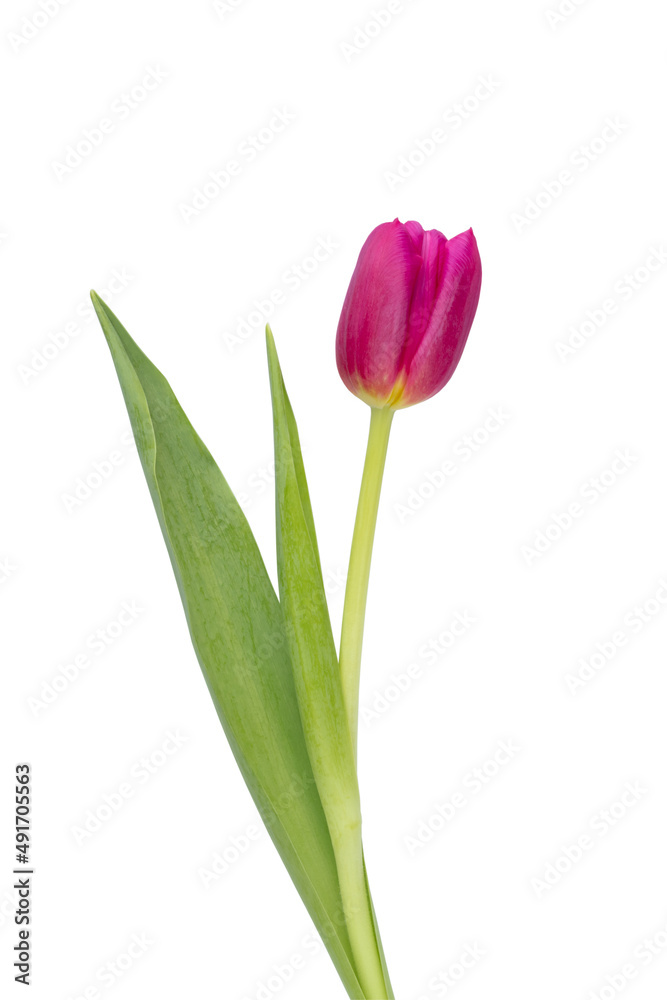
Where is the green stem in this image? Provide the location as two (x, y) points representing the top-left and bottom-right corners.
(339, 405), (394, 761)
(333, 824), (390, 999)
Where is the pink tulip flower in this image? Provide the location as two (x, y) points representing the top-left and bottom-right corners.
(336, 219), (482, 408)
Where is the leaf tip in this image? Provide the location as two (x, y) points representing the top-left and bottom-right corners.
(265, 322), (275, 349)
(90, 289), (107, 320)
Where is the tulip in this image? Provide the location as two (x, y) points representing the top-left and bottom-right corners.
(337, 220), (481, 755)
(336, 218), (482, 410)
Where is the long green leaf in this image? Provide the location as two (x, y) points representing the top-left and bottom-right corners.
(266, 326), (358, 837)
(91, 293), (366, 998)
(266, 326), (394, 1000)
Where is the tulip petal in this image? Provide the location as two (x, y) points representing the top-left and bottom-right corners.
(402, 227), (449, 363)
(337, 220), (421, 406)
(403, 218), (425, 251)
(399, 229), (482, 406)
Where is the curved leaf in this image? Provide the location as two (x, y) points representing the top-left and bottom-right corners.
(91, 293), (366, 998)
(266, 326), (394, 1000)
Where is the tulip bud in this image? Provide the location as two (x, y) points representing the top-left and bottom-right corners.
(336, 219), (481, 409)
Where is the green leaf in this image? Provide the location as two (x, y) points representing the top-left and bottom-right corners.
(266, 325), (359, 840)
(265, 326), (394, 1000)
(90, 293), (367, 999)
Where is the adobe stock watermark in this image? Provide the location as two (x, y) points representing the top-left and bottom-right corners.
(511, 117), (628, 234)
(584, 913), (667, 1000)
(27, 601), (145, 716)
(545, 0), (593, 29)
(520, 448), (638, 566)
(565, 578), (667, 695)
(404, 740), (521, 856)
(555, 245), (667, 361)
(61, 429), (136, 514)
(64, 933), (154, 999)
(222, 235), (339, 353)
(18, 267), (134, 385)
(416, 943), (487, 999)
(197, 822), (264, 889)
(7, 0), (74, 53)
(339, 0), (422, 63)
(394, 406), (511, 524)
(51, 67), (168, 180)
(70, 731), (189, 846)
(0, 886), (17, 932)
(212, 0), (249, 16)
(530, 781), (648, 898)
(235, 458), (274, 511)
(384, 75), (501, 191)
(240, 932), (321, 1000)
(178, 107), (296, 224)
(232, 454), (305, 514)
(323, 567), (347, 599)
(361, 611), (477, 728)
(0, 556), (17, 586)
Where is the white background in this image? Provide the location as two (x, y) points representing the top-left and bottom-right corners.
(2, 1), (667, 998)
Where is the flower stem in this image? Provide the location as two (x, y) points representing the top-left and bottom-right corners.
(333, 823), (391, 999)
(340, 405), (394, 761)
